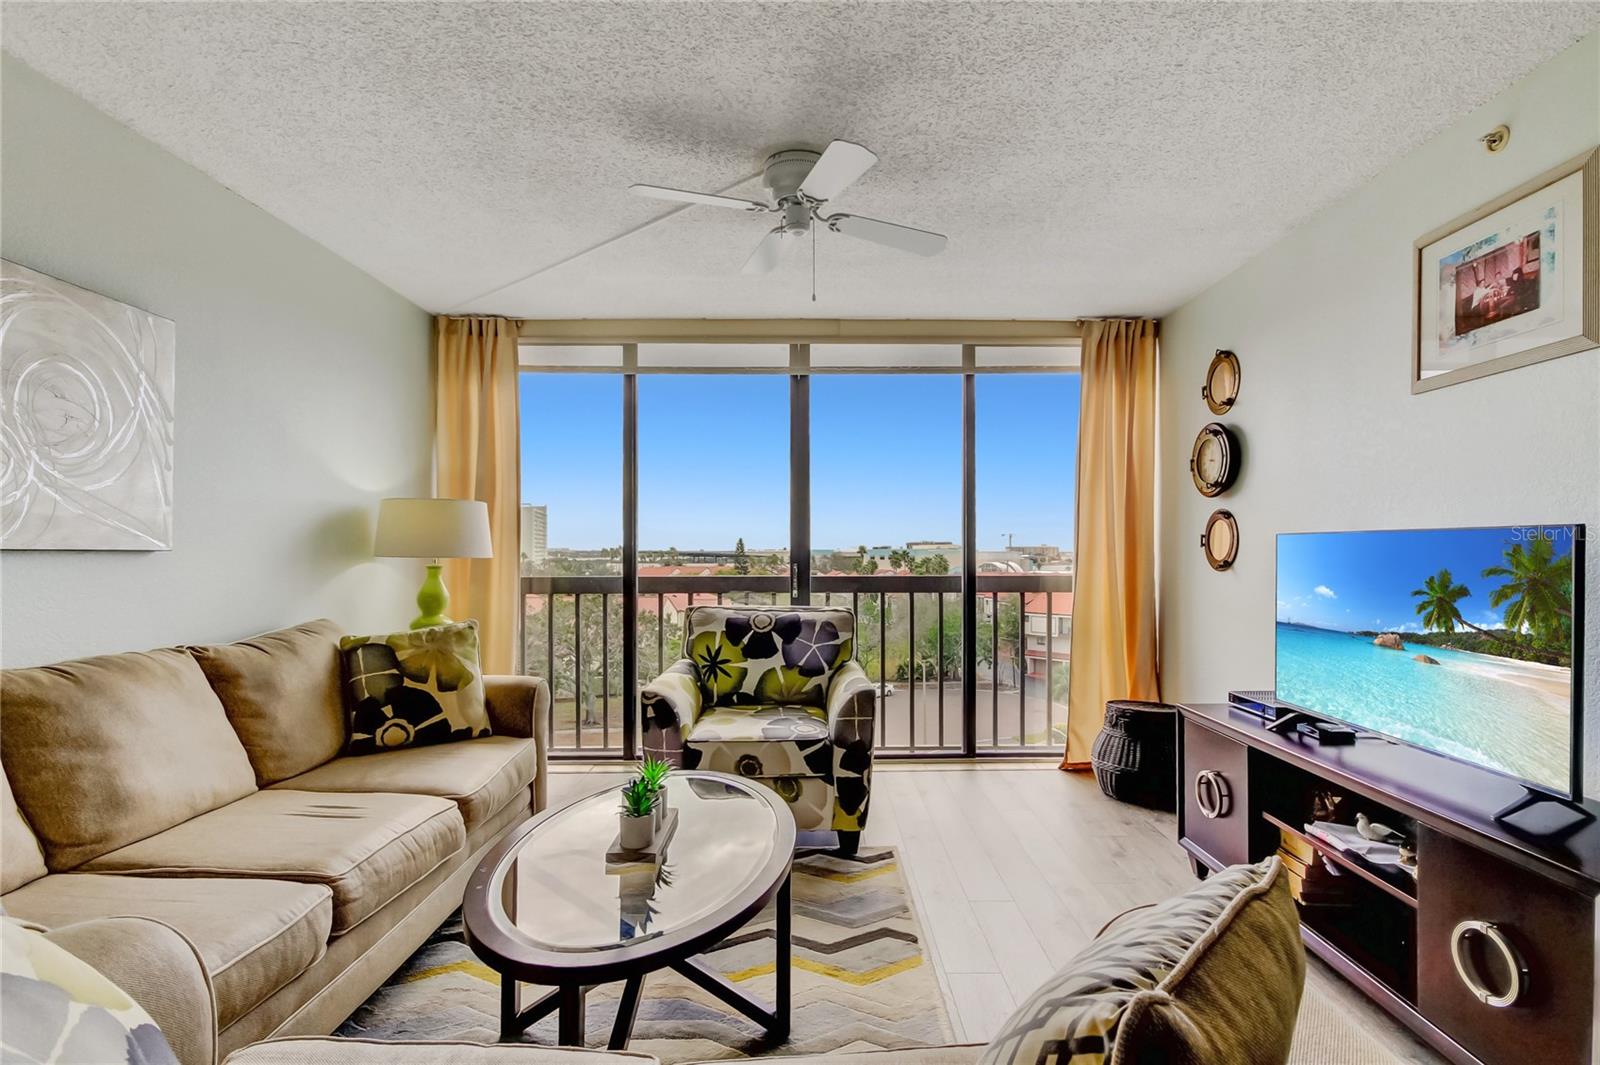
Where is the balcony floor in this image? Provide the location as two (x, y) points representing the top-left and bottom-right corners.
(547, 763), (1441, 1061)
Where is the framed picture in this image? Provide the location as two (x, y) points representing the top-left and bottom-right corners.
(1413, 147), (1598, 394)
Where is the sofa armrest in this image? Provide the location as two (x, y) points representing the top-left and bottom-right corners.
(46, 915), (218, 1065)
(825, 660), (876, 751)
(640, 659), (701, 766)
(485, 674), (551, 812)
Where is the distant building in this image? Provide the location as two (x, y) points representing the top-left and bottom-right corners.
(520, 505), (548, 573)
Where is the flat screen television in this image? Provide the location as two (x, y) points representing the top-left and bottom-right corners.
(1275, 524), (1584, 800)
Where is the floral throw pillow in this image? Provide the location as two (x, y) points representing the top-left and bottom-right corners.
(339, 621), (491, 754)
(0, 917), (178, 1065)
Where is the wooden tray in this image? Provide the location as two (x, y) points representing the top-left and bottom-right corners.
(606, 807), (679, 870)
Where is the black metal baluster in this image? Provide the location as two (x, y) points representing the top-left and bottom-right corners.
(573, 595), (583, 751)
(937, 591), (945, 749)
(546, 595), (555, 744)
(1045, 592), (1054, 751)
(1017, 592), (1026, 749)
(991, 592), (999, 749)
(602, 594), (611, 749)
(908, 591), (916, 754)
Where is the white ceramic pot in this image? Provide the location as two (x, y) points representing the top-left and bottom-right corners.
(653, 796), (668, 831)
(619, 810), (654, 851)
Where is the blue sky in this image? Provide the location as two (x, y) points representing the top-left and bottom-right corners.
(519, 372), (1079, 551)
(1276, 526), (1575, 633)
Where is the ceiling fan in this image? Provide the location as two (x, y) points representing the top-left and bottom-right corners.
(630, 140), (948, 275)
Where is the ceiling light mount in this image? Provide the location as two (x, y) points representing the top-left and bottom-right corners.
(629, 140), (948, 277)
(1480, 124), (1511, 153)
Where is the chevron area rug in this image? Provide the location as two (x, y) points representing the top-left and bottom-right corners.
(338, 847), (955, 1061)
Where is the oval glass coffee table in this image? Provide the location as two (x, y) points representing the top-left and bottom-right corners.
(463, 771), (795, 1050)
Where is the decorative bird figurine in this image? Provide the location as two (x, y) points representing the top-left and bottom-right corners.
(1356, 812), (1404, 844)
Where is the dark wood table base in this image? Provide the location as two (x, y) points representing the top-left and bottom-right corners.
(500, 874), (792, 1049)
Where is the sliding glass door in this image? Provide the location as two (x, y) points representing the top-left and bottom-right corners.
(810, 374), (964, 753)
(519, 344), (1078, 759)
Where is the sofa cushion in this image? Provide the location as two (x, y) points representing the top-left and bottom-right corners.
(685, 705), (834, 779)
(270, 736), (536, 832)
(191, 619), (347, 786)
(3, 873), (333, 1029)
(976, 858), (1302, 1065)
(339, 622), (491, 755)
(2, 771), (48, 893)
(684, 606), (855, 710)
(79, 790), (465, 935)
(225, 1038), (659, 1063)
(1, 647), (258, 871)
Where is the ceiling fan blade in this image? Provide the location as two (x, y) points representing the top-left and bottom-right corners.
(629, 184), (770, 212)
(797, 140), (878, 202)
(827, 213), (947, 257)
(741, 226), (794, 275)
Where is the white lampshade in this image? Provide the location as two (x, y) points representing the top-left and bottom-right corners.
(374, 498), (493, 559)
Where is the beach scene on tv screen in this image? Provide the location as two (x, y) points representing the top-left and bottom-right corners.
(1276, 526), (1576, 793)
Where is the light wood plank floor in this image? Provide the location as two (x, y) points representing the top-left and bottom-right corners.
(548, 763), (1442, 1062)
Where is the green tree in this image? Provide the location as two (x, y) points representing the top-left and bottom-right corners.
(1410, 568), (1528, 658)
(976, 598), (1022, 686)
(733, 538), (750, 576)
(1483, 535), (1573, 650)
(911, 554), (950, 576)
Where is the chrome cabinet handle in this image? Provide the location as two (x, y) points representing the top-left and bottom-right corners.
(1451, 920), (1528, 1008)
(1194, 769), (1232, 819)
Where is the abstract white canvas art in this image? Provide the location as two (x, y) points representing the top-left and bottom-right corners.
(1, 260), (174, 550)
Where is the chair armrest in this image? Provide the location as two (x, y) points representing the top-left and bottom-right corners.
(485, 674), (551, 812)
(640, 659), (701, 766)
(826, 660), (876, 751)
(46, 915), (218, 1065)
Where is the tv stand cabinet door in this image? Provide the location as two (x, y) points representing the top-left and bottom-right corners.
(1417, 827), (1594, 1064)
(1180, 719), (1250, 870)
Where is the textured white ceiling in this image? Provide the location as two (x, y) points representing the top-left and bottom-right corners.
(4, 2), (1597, 318)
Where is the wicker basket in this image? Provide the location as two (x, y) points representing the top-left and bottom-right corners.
(1091, 700), (1178, 810)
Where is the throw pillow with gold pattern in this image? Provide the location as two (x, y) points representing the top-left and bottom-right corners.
(339, 621), (490, 754)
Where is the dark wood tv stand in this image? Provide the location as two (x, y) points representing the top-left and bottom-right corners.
(1177, 702), (1600, 1065)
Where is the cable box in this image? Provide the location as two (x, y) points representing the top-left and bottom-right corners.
(1228, 689), (1289, 721)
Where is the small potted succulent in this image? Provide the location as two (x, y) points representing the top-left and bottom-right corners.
(639, 756), (672, 830)
(619, 776), (657, 851)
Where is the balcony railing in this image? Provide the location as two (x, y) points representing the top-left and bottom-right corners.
(521, 572), (1072, 759)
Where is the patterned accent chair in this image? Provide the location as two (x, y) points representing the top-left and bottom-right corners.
(640, 605), (875, 854)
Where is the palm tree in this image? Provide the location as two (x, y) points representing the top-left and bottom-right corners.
(1483, 536), (1572, 650)
(1410, 569), (1528, 657)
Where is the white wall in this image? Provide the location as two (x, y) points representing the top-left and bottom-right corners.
(1159, 34), (1600, 790)
(1, 57), (434, 666)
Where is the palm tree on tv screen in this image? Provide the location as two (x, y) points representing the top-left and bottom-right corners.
(1410, 568), (1528, 657)
(1482, 535), (1573, 651)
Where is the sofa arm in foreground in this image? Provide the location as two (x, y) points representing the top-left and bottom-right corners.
(46, 915), (218, 1065)
(485, 674), (550, 812)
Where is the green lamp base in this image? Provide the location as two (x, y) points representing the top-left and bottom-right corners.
(411, 563), (454, 630)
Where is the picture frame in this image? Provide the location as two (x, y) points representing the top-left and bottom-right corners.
(1412, 147), (1599, 394)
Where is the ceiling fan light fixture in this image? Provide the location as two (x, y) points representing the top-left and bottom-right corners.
(631, 139), (948, 278)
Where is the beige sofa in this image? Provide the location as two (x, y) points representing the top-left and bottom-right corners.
(0, 619), (549, 1065)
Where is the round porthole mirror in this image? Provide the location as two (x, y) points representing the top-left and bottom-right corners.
(1201, 509), (1238, 571)
(1202, 349), (1240, 415)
